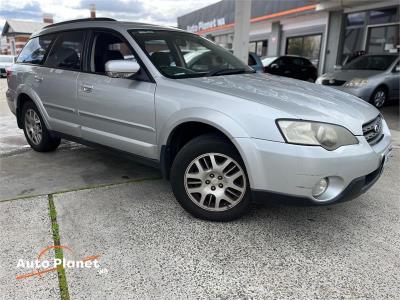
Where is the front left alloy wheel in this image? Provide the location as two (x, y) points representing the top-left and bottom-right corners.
(170, 134), (251, 221)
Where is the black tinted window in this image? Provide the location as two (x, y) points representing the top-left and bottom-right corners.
(46, 31), (85, 70)
(16, 35), (54, 64)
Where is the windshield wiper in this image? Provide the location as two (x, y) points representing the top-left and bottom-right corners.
(207, 68), (254, 77)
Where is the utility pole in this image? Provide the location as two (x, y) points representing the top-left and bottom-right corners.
(232, 0), (251, 64)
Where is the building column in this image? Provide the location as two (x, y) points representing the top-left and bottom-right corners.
(232, 0), (251, 63)
(269, 21), (281, 56)
(323, 10), (344, 73)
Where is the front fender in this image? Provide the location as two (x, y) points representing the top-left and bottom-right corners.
(157, 107), (250, 149)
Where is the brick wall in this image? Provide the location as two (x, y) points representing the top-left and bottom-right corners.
(1, 34), (30, 55)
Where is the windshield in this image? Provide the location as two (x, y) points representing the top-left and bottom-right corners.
(130, 30), (253, 79)
(343, 55), (397, 71)
(0, 56), (14, 63)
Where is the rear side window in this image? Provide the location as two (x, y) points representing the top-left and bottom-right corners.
(16, 35), (54, 64)
(45, 31), (85, 71)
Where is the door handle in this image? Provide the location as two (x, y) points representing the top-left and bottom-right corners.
(81, 84), (93, 93)
(34, 74), (43, 82)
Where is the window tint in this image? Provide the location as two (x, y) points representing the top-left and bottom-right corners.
(292, 58), (304, 66)
(275, 57), (291, 67)
(91, 32), (137, 73)
(16, 35), (54, 64)
(46, 31), (85, 70)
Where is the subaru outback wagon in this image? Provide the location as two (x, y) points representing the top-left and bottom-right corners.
(6, 18), (392, 221)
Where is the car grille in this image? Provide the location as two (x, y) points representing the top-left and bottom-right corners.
(362, 115), (383, 145)
(0, 68), (5, 73)
(321, 79), (346, 86)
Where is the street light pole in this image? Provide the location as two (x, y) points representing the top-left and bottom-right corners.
(232, 0), (251, 64)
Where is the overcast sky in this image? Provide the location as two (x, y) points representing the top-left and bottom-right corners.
(0, 0), (220, 32)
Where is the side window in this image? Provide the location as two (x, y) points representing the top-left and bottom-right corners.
(46, 31), (85, 71)
(275, 57), (291, 67)
(91, 32), (136, 73)
(292, 58), (304, 66)
(16, 35), (54, 64)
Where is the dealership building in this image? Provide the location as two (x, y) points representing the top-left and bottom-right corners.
(177, 0), (400, 74)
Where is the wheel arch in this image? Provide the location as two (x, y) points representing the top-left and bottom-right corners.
(15, 85), (50, 129)
(158, 108), (250, 179)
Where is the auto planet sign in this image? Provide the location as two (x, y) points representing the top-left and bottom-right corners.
(186, 18), (226, 33)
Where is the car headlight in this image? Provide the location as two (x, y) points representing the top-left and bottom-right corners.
(343, 78), (368, 88)
(276, 120), (358, 151)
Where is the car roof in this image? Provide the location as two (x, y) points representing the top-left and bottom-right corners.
(32, 18), (186, 38)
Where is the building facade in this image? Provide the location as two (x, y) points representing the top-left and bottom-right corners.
(177, 0), (400, 74)
(1, 15), (53, 55)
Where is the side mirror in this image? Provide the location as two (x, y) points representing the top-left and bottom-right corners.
(394, 65), (400, 73)
(105, 60), (140, 78)
(334, 64), (342, 70)
(270, 63), (279, 69)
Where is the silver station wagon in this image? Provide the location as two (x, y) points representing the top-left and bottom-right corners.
(6, 18), (392, 221)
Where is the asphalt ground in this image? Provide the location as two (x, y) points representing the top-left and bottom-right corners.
(1, 78), (399, 299)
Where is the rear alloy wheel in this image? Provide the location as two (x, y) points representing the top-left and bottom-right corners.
(22, 101), (61, 152)
(371, 88), (387, 108)
(171, 134), (251, 221)
(24, 108), (42, 145)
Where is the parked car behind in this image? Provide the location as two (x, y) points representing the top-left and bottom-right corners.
(6, 18), (392, 221)
(262, 55), (317, 82)
(316, 54), (399, 108)
(0, 55), (15, 77)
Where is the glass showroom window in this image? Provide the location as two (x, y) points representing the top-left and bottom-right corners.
(248, 40), (268, 57)
(286, 34), (321, 67)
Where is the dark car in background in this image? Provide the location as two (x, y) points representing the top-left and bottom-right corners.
(262, 55), (318, 82)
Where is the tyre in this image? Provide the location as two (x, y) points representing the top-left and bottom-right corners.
(170, 134), (251, 221)
(370, 87), (387, 108)
(22, 101), (61, 152)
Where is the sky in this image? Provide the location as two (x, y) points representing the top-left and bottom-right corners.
(0, 0), (220, 32)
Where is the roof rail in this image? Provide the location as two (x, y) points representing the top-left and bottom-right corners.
(44, 18), (116, 29)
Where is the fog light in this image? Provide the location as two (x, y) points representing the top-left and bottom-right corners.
(312, 178), (329, 197)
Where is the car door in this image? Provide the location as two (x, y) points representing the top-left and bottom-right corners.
(77, 30), (157, 159)
(266, 57), (293, 78)
(36, 30), (86, 136)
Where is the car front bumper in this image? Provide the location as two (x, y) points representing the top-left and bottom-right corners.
(234, 119), (392, 204)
